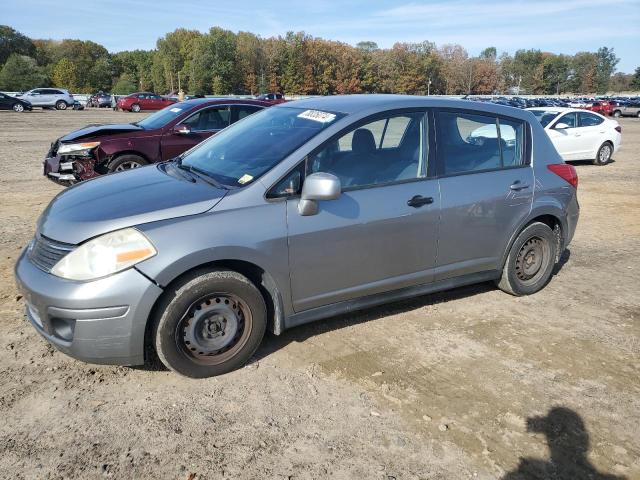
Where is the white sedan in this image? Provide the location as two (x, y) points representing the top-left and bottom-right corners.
(527, 107), (622, 166)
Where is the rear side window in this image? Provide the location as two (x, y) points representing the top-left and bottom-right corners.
(436, 111), (525, 175)
(233, 105), (262, 122)
(556, 113), (577, 128)
(579, 112), (604, 127)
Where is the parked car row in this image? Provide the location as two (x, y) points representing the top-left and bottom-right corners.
(468, 95), (640, 118)
(17, 95), (580, 377)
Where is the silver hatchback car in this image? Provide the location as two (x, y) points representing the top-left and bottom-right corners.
(15, 95), (579, 378)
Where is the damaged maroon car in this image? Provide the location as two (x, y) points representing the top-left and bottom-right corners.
(44, 98), (269, 185)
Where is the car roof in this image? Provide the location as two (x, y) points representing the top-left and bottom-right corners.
(177, 97), (270, 107)
(526, 107), (582, 114)
(274, 94), (533, 119)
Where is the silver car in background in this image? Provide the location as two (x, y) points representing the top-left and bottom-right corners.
(15, 95), (579, 378)
(18, 88), (75, 110)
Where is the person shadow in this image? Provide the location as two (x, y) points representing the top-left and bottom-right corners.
(501, 407), (626, 480)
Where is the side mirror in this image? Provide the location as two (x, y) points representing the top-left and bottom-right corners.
(174, 126), (191, 135)
(298, 172), (341, 216)
(554, 122), (569, 130)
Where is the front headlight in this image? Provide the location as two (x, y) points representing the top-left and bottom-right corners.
(51, 228), (156, 281)
(58, 141), (100, 156)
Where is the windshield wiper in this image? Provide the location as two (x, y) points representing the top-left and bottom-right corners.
(184, 164), (228, 190)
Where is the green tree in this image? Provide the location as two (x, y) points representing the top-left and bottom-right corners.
(0, 54), (48, 90)
(0, 25), (35, 65)
(189, 27), (237, 95)
(594, 47), (619, 93)
(631, 67), (640, 90)
(479, 47), (497, 60)
(51, 57), (80, 90)
(112, 73), (138, 94)
(543, 54), (570, 94)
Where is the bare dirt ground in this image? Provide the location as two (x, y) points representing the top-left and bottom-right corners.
(0, 108), (638, 480)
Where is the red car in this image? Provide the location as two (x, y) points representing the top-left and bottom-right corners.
(116, 92), (176, 112)
(44, 98), (270, 184)
(586, 101), (613, 116)
(255, 92), (286, 104)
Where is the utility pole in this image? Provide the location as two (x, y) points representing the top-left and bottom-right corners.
(427, 77), (432, 95)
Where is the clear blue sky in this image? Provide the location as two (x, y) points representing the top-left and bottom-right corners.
(4, 0), (640, 73)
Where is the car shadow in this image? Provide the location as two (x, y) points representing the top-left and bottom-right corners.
(501, 407), (626, 479)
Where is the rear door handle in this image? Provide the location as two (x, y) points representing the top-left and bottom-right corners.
(510, 181), (530, 191)
(407, 195), (434, 208)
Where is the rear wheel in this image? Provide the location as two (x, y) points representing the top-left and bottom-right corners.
(152, 269), (267, 378)
(497, 222), (558, 296)
(12, 103), (24, 112)
(107, 154), (148, 172)
(593, 142), (612, 166)
(55, 100), (67, 110)
(131, 103), (141, 112)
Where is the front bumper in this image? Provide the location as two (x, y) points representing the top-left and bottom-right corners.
(44, 154), (100, 185)
(14, 247), (163, 366)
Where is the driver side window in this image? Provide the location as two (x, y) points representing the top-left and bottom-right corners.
(308, 112), (426, 189)
(182, 106), (231, 131)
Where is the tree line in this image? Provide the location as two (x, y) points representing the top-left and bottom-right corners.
(1, 25), (639, 96)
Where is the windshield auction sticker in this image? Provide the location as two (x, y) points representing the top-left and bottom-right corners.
(238, 174), (254, 185)
(170, 107), (182, 113)
(297, 110), (336, 123)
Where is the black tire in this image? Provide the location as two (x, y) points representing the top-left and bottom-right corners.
(612, 110), (621, 118)
(107, 154), (148, 172)
(152, 269), (267, 378)
(496, 222), (558, 296)
(55, 100), (68, 110)
(637, 111), (640, 118)
(131, 103), (141, 112)
(12, 103), (24, 112)
(593, 142), (612, 166)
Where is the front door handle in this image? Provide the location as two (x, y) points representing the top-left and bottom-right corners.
(510, 181), (530, 191)
(407, 195), (434, 208)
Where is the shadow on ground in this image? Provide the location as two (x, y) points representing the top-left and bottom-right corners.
(501, 407), (626, 480)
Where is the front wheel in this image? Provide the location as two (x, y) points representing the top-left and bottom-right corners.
(131, 103), (141, 112)
(593, 142), (612, 166)
(496, 222), (558, 296)
(55, 100), (68, 110)
(152, 269), (267, 378)
(612, 110), (621, 118)
(107, 154), (148, 172)
(12, 103), (24, 112)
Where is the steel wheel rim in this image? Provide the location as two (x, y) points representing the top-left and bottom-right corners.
(14, 104), (23, 112)
(599, 145), (611, 163)
(114, 161), (142, 171)
(515, 236), (549, 285)
(58, 102), (67, 110)
(176, 293), (253, 366)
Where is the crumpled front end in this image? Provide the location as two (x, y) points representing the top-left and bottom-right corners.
(43, 139), (104, 186)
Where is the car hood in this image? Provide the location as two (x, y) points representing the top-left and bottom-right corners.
(60, 123), (144, 142)
(38, 164), (227, 244)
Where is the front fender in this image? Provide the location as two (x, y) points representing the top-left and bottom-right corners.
(134, 202), (292, 315)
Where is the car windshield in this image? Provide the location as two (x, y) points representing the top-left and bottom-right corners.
(529, 110), (560, 128)
(135, 104), (190, 129)
(180, 106), (345, 187)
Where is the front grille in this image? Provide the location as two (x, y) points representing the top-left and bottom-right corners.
(29, 234), (75, 273)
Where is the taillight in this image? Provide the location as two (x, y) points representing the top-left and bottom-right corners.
(548, 164), (578, 189)
(615, 126), (622, 133)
